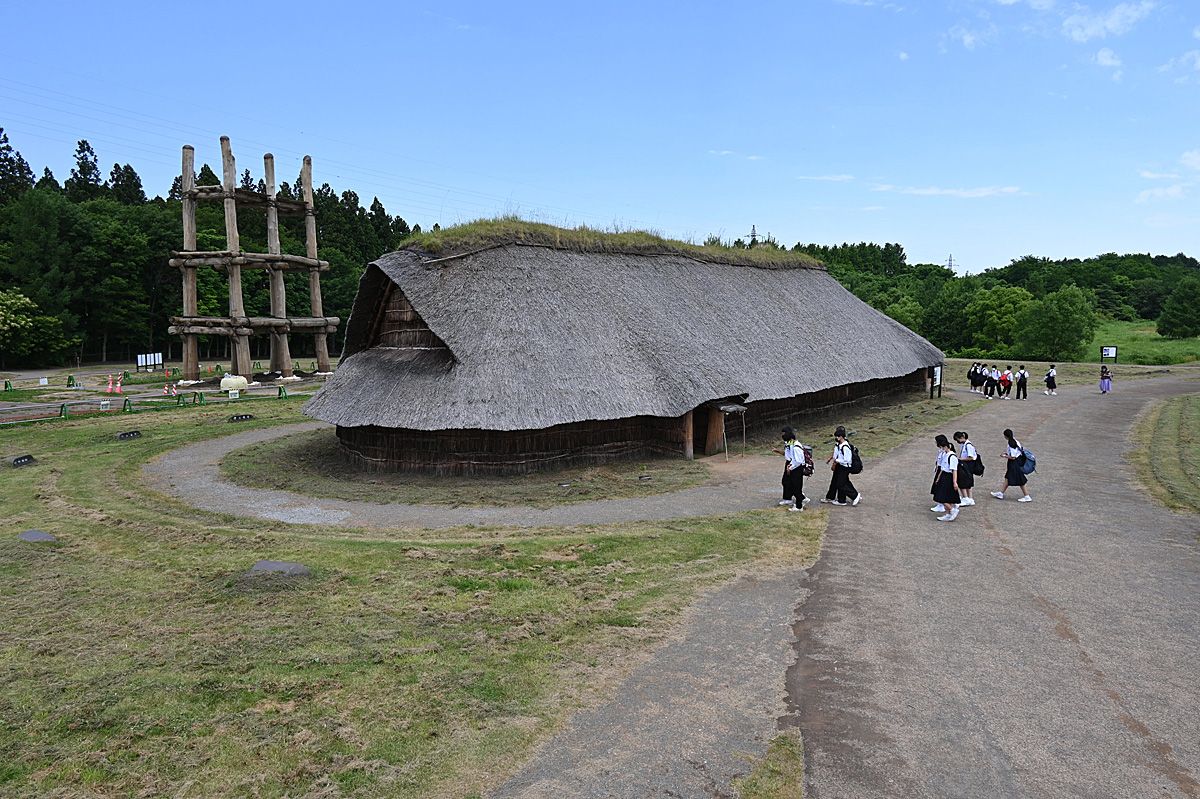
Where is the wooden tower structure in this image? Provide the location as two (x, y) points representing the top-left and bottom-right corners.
(168, 136), (339, 381)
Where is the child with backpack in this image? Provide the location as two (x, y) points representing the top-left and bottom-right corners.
(991, 427), (1033, 502)
(929, 434), (961, 522)
(953, 431), (979, 506)
(775, 426), (812, 512)
(821, 425), (862, 506)
(1044, 365), (1058, 396)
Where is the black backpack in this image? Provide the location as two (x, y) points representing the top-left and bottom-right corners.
(971, 453), (985, 476)
(848, 444), (863, 474)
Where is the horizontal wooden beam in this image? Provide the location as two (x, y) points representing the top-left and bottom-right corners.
(186, 186), (308, 214)
(169, 251), (329, 270)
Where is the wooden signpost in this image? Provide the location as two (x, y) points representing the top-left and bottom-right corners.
(168, 137), (339, 381)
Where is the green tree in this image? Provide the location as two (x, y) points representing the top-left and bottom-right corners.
(108, 163), (146, 205)
(0, 128), (35, 205)
(196, 163), (221, 186)
(35, 167), (60, 192)
(0, 288), (36, 365)
(1016, 284), (1099, 361)
(64, 140), (105, 202)
(883, 295), (923, 331)
(965, 285), (1034, 353)
(1156, 277), (1200, 339)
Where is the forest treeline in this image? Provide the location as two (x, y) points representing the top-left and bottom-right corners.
(2, 128), (1199, 368)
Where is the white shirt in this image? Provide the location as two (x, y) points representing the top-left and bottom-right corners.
(1007, 440), (1023, 459)
(1016, 370), (1029, 381)
(991, 368), (1001, 380)
(937, 450), (959, 473)
(784, 441), (805, 470)
(959, 441), (977, 461)
(1002, 370), (1013, 382)
(833, 441), (853, 467)
(1047, 368), (1056, 378)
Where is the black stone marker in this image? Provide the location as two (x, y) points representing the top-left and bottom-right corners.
(18, 530), (57, 543)
(5, 454), (36, 468)
(229, 414), (255, 422)
(115, 430), (141, 441)
(248, 560), (311, 577)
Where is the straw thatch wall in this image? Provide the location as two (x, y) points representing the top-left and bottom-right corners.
(304, 242), (943, 474)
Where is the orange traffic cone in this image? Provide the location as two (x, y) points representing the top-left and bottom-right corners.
(106, 374), (113, 394)
(162, 383), (169, 395)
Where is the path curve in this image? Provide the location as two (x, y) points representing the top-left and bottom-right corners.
(787, 376), (1200, 798)
(142, 422), (782, 528)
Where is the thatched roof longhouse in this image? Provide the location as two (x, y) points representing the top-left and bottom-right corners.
(304, 241), (943, 432)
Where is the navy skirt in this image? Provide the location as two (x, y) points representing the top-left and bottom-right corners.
(932, 470), (960, 504)
(1005, 458), (1028, 487)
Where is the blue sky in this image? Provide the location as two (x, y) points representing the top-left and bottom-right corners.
(3, 0), (1198, 272)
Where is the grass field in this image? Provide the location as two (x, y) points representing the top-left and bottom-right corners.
(943, 357), (1186, 388)
(1130, 392), (1200, 515)
(1089, 320), (1200, 365)
(220, 428), (712, 508)
(0, 400), (824, 798)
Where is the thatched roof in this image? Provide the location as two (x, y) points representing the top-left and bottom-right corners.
(304, 244), (943, 431)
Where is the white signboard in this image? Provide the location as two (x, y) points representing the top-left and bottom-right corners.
(136, 353), (164, 368)
(99, 400), (110, 411)
(227, 389), (240, 400)
(38, 377), (48, 386)
(1101, 346), (1118, 359)
(932, 366), (942, 387)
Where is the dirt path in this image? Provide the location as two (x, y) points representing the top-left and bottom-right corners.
(142, 422), (784, 528)
(788, 377), (1200, 798)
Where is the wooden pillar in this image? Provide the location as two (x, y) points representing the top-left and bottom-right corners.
(704, 407), (726, 457)
(221, 136), (252, 378)
(263, 153), (293, 377)
(302, 156), (331, 372)
(180, 145), (200, 380)
(682, 409), (694, 460)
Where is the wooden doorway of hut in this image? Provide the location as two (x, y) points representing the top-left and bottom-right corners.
(695, 398), (748, 458)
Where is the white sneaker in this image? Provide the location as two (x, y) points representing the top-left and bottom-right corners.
(962, 497), (976, 506)
(931, 504), (946, 513)
(1044, 389), (1050, 395)
(991, 491), (1005, 499)
(788, 505), (803, 512)
(819, 498), (833, 504)
(1051, 391), (1057, 395)
(802, 496), (811, 506)
(830, 500), (847, 506)
(778, 500), (794, 506)
(1018, 495), (1033, 502)
(853, 494), (863, 506)
(937, 513), (955, 522)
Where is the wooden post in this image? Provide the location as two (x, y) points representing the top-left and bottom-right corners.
(180, 145), (199, 380)
(263, 153), (293, 377)
(302, 156), (331, 372)
(682, 409), (694, 460)
(704, 407), (726, 457)
(221, 137), (252, 378)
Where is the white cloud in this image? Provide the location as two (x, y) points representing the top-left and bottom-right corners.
(1094, 47), (1123, 79)
(996, 0), (1056, 8)
(746, 154), (765, 161)
(797, 174), (856, 182)
(871, 184), (1022, 198)
(950, 25), (980, 49)
(1136, 185), (1186, 202)
(1194, 25), (1200, 39)
(1139, 169), (1181, 179)
(708, 149), (735, 156)
(1182, 150), (1200, 170)
(1160, 51), (1200, 82)
(899, 51), (910, 60)
(1062, 1), (1156, 43)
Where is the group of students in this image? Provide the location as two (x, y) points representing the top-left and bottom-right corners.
(777, 426), (1034, 522)
(968, 363), (1060, 398)
(777, 425), (861, 512)
(928, 428), (1033, 522)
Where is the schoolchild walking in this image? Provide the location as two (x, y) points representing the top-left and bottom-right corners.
(929, 434), (961, 521)
(1014, 365), (1029, 400)
(983, 364), (998, 399)
(967, 363), (979, 393)
(970, 363), (983, 394)
(775, 427), (810, 512)
(1044, 364), (1058, 395)
(953, 431), (978, 506)
(821, 426), (862, 506)
(1099, 365), (1113, 395)
(991, 428), (1033, 502)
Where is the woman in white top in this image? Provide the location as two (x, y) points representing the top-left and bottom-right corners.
(953, 431), (977, 506)
(775, 426), (810, 512)
(821, 426), (861, 506)
(930, 434), (961, 521)
(991, 427), (1032, 501)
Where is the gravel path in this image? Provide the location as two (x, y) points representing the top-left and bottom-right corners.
(787, 377), (1200, 798)
(142, 422), (782, 528)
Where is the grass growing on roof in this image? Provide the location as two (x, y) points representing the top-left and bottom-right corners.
(0, 399), (824, 798)
(400, 216), (825, 270)
(219, 427), (712, 508)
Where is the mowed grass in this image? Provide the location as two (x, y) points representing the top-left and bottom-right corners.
(219, 428), (712, 508)
(944, 357), (1186, 388)
(0, 401), (824, 798)
(735, 732), (805, 799)
(1089, 320), (1200, 365)
(1131, 392), (1200, 515)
